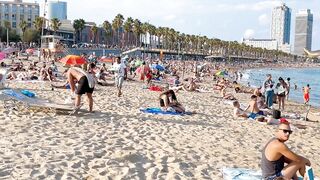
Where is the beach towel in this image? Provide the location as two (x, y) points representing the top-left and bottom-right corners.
(149, 86), (162, 92)
(222, 167), (262, 180)
(140, 107), (192, 115)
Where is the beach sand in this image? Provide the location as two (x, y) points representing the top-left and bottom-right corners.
(1, 75), (319, 179)
(0, 78), (320, 179)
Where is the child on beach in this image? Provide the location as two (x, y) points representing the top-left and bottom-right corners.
(233, 101), (248, 118)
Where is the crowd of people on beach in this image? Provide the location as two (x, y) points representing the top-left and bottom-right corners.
(0, 51), (315, 179)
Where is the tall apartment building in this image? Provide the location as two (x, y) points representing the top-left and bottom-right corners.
(271, 3), (291, 45)
(45, 1), (67, 21)
(0, 0), (39, 35)
(294, 9), (313, 55)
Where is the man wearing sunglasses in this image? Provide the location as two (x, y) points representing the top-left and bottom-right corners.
(261, 120), (311, 180)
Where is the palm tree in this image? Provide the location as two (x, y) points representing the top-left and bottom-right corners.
(102, 20), (112, 47)
(19, 20), (27, 42)
(33, 17), (44, 33)
(112, 14), (124, 47)
(90, 25), (98, 44)
(78, 19), (86, 42)
(73, 19), (81, 43)
(132, 19), (142, 47)
(123, 17), (133, 47)
(50, 18), (61, 35)
(4, 21), (10, 45)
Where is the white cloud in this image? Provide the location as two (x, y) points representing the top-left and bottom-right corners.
(164, 15), (176, 21)
(244, 29), (255, 39)
(258, 14), (270, 26)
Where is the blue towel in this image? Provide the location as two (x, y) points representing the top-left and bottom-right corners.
(140, 108), (192, 115)
(21, 90), (35, 98)
(222, 167), (262, 180)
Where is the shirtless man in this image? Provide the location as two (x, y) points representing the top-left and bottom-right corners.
(244, 95), (264, 119)
(261, 120), (311, 180)
(67, 65), (95, 112)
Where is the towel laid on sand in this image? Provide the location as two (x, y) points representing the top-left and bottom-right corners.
(140, 107), (192, 115)
(222, 167), (262, 180)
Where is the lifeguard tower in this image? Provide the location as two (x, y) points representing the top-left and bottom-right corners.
(41, 35), (64, 53)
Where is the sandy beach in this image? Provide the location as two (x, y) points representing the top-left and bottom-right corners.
(1, 61), (320, 179)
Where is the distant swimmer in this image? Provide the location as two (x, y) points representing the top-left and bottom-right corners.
(294, 83), (297, 90)
(303, 84), (310, 104)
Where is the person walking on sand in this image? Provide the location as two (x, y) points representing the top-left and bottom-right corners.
(261, 119), (311, 180)
(113, 56), (126, 97)
(67, 64), (96, 112)
(303, 84), (310, 104)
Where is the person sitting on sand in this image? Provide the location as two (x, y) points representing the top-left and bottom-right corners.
(261, 119), (311, 180)
(159, 86), (185, 113)
(244, 95), (264, 119)
(182, 78), (199, 92)
(233, 101), (248, 118)
(257, 93), (268, 109)
(220, 87), (236, 100)
(254, 86), (262, 96)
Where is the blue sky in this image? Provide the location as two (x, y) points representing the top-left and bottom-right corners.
(36, 0), (319, 50)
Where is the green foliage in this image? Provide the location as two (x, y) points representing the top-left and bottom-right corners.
(23, 29), (40, 43)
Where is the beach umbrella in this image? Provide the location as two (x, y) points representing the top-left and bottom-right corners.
(60, 55), (87, 65)
(25, 48), (34, 54)
(0, 52), (6, 61)
(99, 56), (113, 63)
(1, 47), (17, 54)
(151, 64), (165, 71)
(216, 71), (228, 76)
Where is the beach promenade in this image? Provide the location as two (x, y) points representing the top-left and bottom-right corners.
(0, 60), (319, 179)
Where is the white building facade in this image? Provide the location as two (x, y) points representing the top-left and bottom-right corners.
(242, 38), (278, 50)
(0, 0), (39, 35)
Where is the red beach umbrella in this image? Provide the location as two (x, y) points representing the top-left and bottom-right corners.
(0, 52), (6, 61)
(60, 55), (87, 65)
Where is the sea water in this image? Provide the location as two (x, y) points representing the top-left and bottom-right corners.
(241, 68), (320, 107)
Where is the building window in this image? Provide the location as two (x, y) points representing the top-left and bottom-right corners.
(12, 14), (16, 21)
(28, 23), (31, 28)
(4, 4), (9, 13)
(20, 15), (24, 21)
(12, 22), (16, 28)
(35, 7), (39, 15)
(12, 5), (17, 13)
(27, 15), (31, 21)
(28, 6), (32, 14)
(4, 14), (9, 20)
(20, 6), (24, 14)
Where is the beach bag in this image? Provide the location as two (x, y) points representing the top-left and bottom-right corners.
(273, 109), (281, 119)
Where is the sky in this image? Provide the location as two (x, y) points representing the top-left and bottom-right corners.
(34, 0), (319, 50)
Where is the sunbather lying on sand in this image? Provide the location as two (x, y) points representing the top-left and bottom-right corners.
(220, 87), (236, 100)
